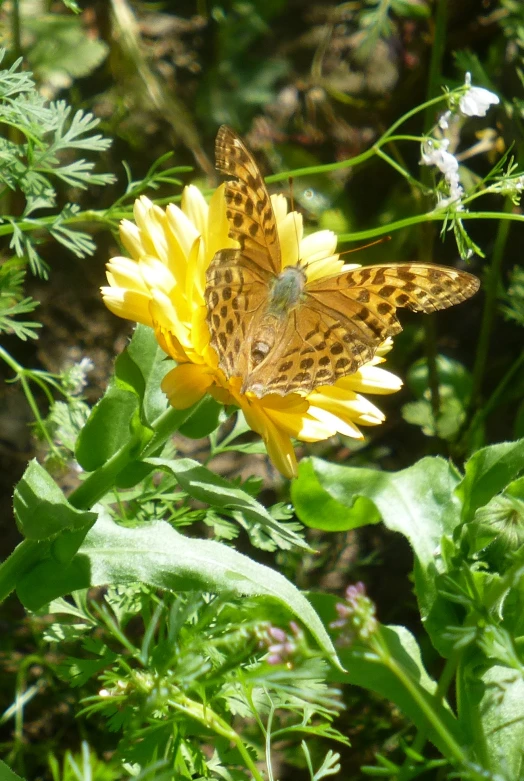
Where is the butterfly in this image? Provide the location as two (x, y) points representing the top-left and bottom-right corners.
(204, 125), (480, 398)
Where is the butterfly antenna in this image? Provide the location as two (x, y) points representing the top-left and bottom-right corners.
(337, 235), (391, 258)
(288, 175), (303, 267)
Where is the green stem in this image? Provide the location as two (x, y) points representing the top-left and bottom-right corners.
(336, 209), (524, 244)
(469, 196), (513, 411)
(169, 695), (265, 781)
(418, 0), (449, 425)
(371, 631), (467, 767)
(0, 346), (57, 451)
(11, 0), (22, 61)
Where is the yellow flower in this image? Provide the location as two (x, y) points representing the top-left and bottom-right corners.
(102, 186), (402, 478)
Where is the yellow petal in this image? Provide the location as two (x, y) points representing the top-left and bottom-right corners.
(279, 212), (302, 267)
(161, 363), (214, 409)
(182, 185), (209, 244)
(139, 255), (176, 295)
(271, 193), (288, 223)
(241, 397), (298, 479)
(119, 220), (144, 260)
(166, 202), (200, 260)
(300, 230), (337, 263)
(135, 198), (170, 263)
(101, 286), (154, 326)
(307, 404), (364, 439)
(105, 257), (150, 293)
(207, 183), (237, 260)
(336, 365), (403, 395)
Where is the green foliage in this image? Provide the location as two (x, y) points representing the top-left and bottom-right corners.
(3, 7), (524, 779)
(294, 443), (524, 779)
(0, 54), (114, 277)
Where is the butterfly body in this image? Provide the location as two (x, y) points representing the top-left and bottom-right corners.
(205, 126), (480, 398)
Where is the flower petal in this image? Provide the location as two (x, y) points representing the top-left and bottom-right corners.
(161, 363), (215, 409)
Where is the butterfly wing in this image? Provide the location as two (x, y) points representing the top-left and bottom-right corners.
(215, 125), (281, 277)
(243, 262), (479, 396)
(205, 126), (284, 380)
(205, 247), (269, 381)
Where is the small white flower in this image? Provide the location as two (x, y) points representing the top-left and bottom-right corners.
(459, 72), (499, 117)
(421, 138), (464, 204)
(439, 110), (451, 130)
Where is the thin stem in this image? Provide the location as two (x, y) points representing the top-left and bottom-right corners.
(169, 695), (265, 781)
(469, 196), (513, 410)
(335, 209), (524, 244)
(417, 0), (448, 424)
(461, 346), (524, 449)
(371, 631), (467, 767)
(11, 0), (22, 61)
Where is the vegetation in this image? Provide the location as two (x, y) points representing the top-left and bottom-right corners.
(1, 1), (524, 779)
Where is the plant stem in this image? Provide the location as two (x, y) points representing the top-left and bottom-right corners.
(469, 196), (513, 411)
(371, 631), (467, 767)
(418, 0), (449, 425)
(170, 695), (265, 781)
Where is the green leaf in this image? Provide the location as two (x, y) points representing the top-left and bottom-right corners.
(123, 324), (172, 425)
(293, 457), (462, 621)
(456, 439), (524, 523)
(16, 510), (340, 668)
(75, 385), (139, 471)
(76, 326), (168, 472)
(0, 759), (26, 781)
(146, 457), (308, 551)
(27, 15), (108, 82)
(291, 460), (381, 530)
(13, 459), (96, 540)
(457, 656), (524, 779)
(178, 396), (222, 439)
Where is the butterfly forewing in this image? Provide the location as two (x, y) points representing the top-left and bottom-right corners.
(215, 125), (281, 277)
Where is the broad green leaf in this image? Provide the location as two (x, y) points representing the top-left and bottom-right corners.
(457, 656), (524, 779)
(291, 460), (381, 530)
(147, 457), (308, 550)
(13, 459), (96, 540)
(75, 385), (139, 471)
(178, 396), (222, 439)
(456, 439), (524, 523)
(0, 759), (26, 781)
(293, 457), (461, 623)
(124, 324), (172, 425)
(16, 511), (339, 667)
(76, 326), (169, 472)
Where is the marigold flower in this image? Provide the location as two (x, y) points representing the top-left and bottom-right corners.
(102, 186), (402, 478)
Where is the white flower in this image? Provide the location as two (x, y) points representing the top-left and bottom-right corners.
(438, 110), (451, 130)
(459, 72), (499, 118)
(421, 138), (463, 204)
